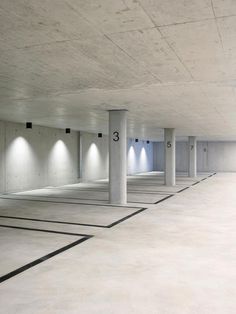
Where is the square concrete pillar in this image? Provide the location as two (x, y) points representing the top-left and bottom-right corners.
(164, 128), (176, 186)
(109, 110), (127, 205)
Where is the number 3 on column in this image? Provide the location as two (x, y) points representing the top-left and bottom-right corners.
(113, 131), (119, 142)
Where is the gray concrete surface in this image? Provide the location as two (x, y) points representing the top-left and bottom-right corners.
(8, 171), (207, 204)
(1, 1), (236, 141)
(0, 228), (80, 277)
(0, 172), (234, 313)
(154, 141), (236, 172)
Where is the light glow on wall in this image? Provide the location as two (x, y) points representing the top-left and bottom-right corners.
(85, 142), (102, 181)
(48, 140), (71, 180)
(7, 136), (35, 170)
(139, 146), (148, 171)
(128, 145), (137, 174)
(127, 139), (153, 175)
(6, 136), (37, 189)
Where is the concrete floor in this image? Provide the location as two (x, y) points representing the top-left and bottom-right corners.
(0, 172), (235, 313)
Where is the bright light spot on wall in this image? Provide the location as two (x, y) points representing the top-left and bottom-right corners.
(140, 146), (148, 170)
(52, 140), (68, 156)
(128, 144), (137, 174)
(7, 136), (35, 168)
(127, 139), (153, 175)
(49, 140), (70, 164)
(85, 142), (102, 180)
(6, 136), (37, 185)
(48, 139), (72, 183)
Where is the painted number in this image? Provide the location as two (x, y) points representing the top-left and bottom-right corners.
(113, 131), (119, 142)
(167, 141), (172, 148)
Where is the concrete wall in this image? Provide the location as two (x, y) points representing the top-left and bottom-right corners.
(80, 132), (109, 182)
(81, 132), (153, 181)
(0, 121), (79, 193)
(154, 141), (236, 172)
(127, 138), (153, 175)
(153, 142), (164, 171)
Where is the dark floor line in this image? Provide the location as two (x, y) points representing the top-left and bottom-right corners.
(0, 196), (169, 231)
(128, 182), (197, 186)
(127, 185), (192, 193)
(154, 194), (174, 204)
(177, 186), (190, 193)
(0, 215), (107, 228)
(130, 201), (157, 204)
(192, 181), (200, 186)
(2, 193), (171, 206)
(208, 172), (217, 177)
(189, 172), (216, 187)
(0, 173), (215, 232)
(0, 235), (92, 284)
(107, 207), (147, 228)
(46, 187), (172, 196)
(45, 187), (173, 195)
(14, 194), (109, 203)
(130, 191), (172, 195)
(0, 205), (148, 229)
(0, 172), (216, 284)
(0, 224), (92, 237)
(8, 194), (155, 205)
(0, 196), (140, 210)
(106, 174), (215, 227)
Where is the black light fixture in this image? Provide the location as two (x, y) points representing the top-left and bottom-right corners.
(65, 128), (71, 134)
(135, 138), (139, 142)
(26, 122), (32, 129)
(98, 133), (103, 138)
(147, 140), (150, 144)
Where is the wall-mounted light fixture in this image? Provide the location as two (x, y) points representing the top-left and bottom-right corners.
(147, 140), (150, 144)
(135, 138), (139, 142)
(26, 122), (32, 129)
(65, 128), (71, 134)
(98, 133), (103, 138)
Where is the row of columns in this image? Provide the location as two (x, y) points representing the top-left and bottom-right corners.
(108, 110), (197, 205)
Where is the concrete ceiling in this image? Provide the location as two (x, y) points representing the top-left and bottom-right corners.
(1, 0), (236, 140)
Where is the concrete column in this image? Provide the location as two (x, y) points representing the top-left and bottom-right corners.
(109, 110), (127, 205)
(188, 136), (197, 178)
(164, 128), (176, 186)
